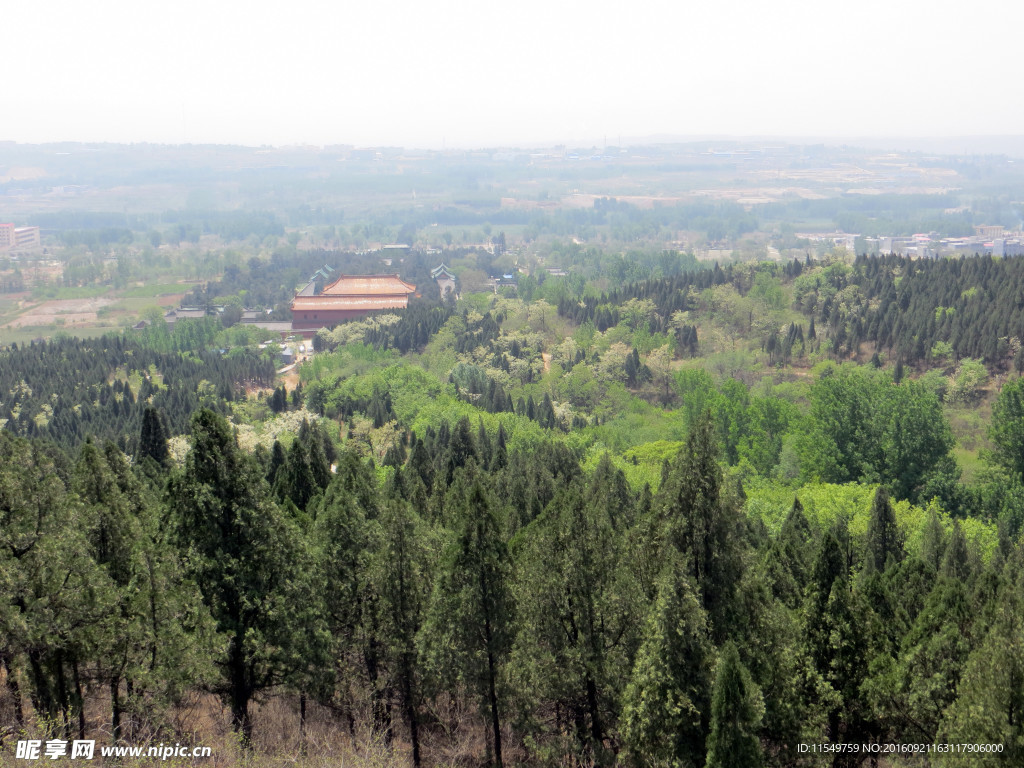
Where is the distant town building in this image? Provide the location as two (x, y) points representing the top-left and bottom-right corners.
(0, 224), (42, 252)
(290, 274), (417, 332)
(381, 244), (411, 261)
(795, 231), (859, 251)
(975, 225), (1005, 240)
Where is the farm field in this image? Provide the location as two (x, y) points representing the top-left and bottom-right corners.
(0, 283), (189, 343)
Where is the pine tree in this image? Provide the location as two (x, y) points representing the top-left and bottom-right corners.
(168, 409), (321, 744)
(938, 586), (1024, 766)
(763, 497), (814, 608)
(512, 477), (640, 758)
(864, 486), (903, 574)
(421, 478), (512, 767)
(374, 495), (433, 768)
(706, 641), (764, 768)
(655, 412), (743, 641)
(898, 573), (975, 743)
(620, 558), (714, 767)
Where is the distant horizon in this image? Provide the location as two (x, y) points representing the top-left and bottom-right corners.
(8, 0), (1024, 158)
(5, 134), (1024, 157)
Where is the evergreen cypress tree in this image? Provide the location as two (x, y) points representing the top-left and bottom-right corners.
(512, 477), (640, 758)
(491, 422), (508, 471)
(655, 411), (743, 641)
(169, 409), (321, 744)
(620, 557), (714, 767)
(138, 406), (169, 466)
(898, 575), (974, 742)
(276, 440), (318, 513)
(763, 497), (814, 608)
(706, 641), (764, 768)
(864, 486), (903, 574)
(267, 439), (286, 485)
(942, 520), (970, 581)
(919, 509), (947, 573)
(374, 493), (432, 767)
(421, 478), (512, 767)
(938, 581), (1024, 765)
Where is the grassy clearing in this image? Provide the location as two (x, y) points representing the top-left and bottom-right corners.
(953, 445), (985, 484)
(104, 297), (169, 314)
(31, 285), (113, 301)
(118, 282), (191, 298)
(0, 299), (21, 326)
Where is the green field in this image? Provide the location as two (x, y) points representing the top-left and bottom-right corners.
(118, 282), (191, 298)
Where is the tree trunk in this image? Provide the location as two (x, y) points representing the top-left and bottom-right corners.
(299, 692), (307, 756)
(3, 655), (24, 726)
(365, 642), (391, 743)
(125, 680), (135, 741)
(483, 617), (503, 768)
(229, 638), (253, 747)
(586, 674), (603, 748)
(27, 650), (53, 723)
(71, 660), (86, 741)
(111, 677), (121, 743)
(401, 658), (421, 768)
(231, 689), (253, 747)
(54, 651), (71, 737)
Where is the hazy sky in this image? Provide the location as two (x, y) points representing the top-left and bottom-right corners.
(7, 0), (1023, 148)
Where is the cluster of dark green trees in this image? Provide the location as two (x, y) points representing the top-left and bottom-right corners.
(556, 264), (732, 330)
(359, 299), (456, 354)
(558, 252), (1024, 370)
(805, 254), (1024, 366)
(4, 397), (1024, 766)
(0, 336), (274, 453)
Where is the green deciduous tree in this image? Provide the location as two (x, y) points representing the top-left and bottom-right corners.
(800, 366), (955, 503)
(990, 375), (1024, 482)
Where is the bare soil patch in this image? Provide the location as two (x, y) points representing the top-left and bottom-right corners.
(4, 297), (114, 328)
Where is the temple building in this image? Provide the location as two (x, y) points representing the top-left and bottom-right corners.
(431, 263), (457, 296)
(290, 273), (417, 333)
